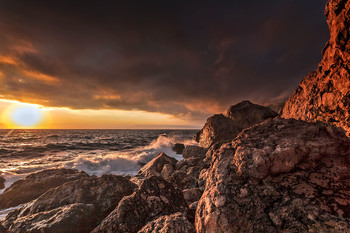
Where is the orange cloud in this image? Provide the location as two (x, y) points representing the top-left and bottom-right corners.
(21, 70), (60, 83)
(0, 55), (18, 65)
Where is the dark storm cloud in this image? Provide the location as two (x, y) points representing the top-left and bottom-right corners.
(0, 0), (329, 120)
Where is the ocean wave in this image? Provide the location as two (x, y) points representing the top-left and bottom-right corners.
(0, 132), (197, 190)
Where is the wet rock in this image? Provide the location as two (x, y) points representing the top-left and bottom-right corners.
(92, 176), (189, 233)
(172, 143), (185, 154)
(282, 0), (350, 136)
(183, 188), (202, 205)
(0, 169), (89, 209)
(137, 212), (195, 233)
(4, 203), (97, 233)
(166, 171), (198, 190)
(0, 178), (4, 190)
(2, 175), (136, 233)
(182, 146), (207, 159)
(196, 117), (350, 232)
(138, 152), (178, 178)
(196, 101), (278, 148)
(160, 164), (175, 179)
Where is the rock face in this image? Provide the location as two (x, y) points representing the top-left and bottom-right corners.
(2, 175), (136, 233)
(138, 152), (178, 178)
(196, 101), (278, 148)
(92, 176), (189, 233)
(196, 117), (350, 232)
(282, 0), (350, 135)
(0, 177), (4, 190)
(0, 169), (89, 209)
(137, 212), (195, 233)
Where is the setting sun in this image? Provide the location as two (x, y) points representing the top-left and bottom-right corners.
(1, 102), (49, 129)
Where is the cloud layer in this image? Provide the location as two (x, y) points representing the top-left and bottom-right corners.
(0, 0), (329, 120)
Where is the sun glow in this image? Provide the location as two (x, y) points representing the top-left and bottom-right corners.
(1, 101), (50, 129)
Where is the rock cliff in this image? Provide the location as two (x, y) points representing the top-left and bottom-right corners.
(282, 0), (350, 135)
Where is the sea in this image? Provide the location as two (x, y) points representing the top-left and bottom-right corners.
(0, 129), (198, 193)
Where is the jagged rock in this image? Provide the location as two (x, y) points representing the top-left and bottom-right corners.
(182, 146), (207, 159)
(183, 188), (202, 205)
(92, 176), (189, 233)
(2, 175), (136, 233)
(172, 143), (185, 154)
(137, 212), (195, 233)
(196, 117), (350, 232)
(166, 171), (198, 190)
(161, 164), (175, 179)
(138, 152), (178, 178)
(0, 169), (89, 209)
(196, 101), (278, 148)
(3, 203), (97, 233)
(282, 0), (350, 136)
(0, 177), (4, 190)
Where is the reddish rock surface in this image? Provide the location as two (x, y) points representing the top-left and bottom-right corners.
(282, 0), (350, 135)
(196, 117), (350, 232)
(196, 101), (278, 148)
(0, 169), (89, 209)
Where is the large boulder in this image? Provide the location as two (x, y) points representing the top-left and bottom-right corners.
(0, 169), (89, 209)
(138, 152), (178, 178)
(282, 0), (350, 136)
(196, 101), (278, 148)
(196, 117), (350, 232)
(92, 176), (189, 233)
(2, 175), (136, 233)
(137, 212), (195, 233)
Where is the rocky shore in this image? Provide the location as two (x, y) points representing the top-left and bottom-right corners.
(1, 0), (350, 232)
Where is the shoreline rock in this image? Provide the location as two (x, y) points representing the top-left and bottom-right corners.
(2, 175), (136, 233)
(0, 169), (89, 210)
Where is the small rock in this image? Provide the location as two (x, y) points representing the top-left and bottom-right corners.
(183, 188), (202, 205)
(161, 164), (175, 179)
(138, 152), (178, 178)
(172, 143), (185, 154)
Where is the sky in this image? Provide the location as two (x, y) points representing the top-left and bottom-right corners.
(0, 0), (329, 129)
